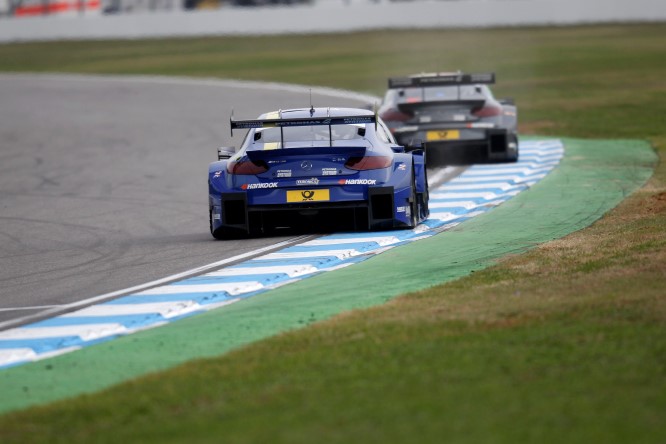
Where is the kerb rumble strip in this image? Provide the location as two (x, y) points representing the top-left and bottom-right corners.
(0, 140), (563, 369)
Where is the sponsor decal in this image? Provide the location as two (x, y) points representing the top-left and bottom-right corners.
(267, 160), (286, 164)
(397, 206), (407, 213)
(213, 171), (222, 178)
(338, 179), (377, 185)
(286, 189), (330, 203)
(397, 163), (406, 171)
(296, 178), (320, 186)
(276, 169), (292, 178)
(341, 117), (374, 125)
(322, 168), (338, 176)
(241, 182), (278, 190)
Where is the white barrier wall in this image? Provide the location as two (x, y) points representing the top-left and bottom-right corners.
(0, 0), (665, 42)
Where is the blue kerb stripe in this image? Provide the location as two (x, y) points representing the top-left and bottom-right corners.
(241, 257), (337, 267)
(250, 255), (345, 263)
(438, 186), (523, 194)
(28, 314), (168, 329)
(0, 337), (85, 353)
(420, 219), (457, 230)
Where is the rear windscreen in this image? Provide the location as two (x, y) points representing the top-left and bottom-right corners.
(254, 124), (365, 144)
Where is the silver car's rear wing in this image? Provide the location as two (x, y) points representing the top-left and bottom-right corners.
(388, 72), (495, 89)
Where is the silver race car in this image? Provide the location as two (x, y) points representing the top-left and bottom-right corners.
(379, 72), (518, 165)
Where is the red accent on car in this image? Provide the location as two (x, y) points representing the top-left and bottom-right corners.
(226, 159), (268, 175)
(345, 156), (392, 171)
(472, 103), (502, 117)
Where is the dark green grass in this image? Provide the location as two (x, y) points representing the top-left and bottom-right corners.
(0, 24), (665, 443)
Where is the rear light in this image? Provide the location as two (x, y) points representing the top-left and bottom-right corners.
(380, 109), (411, 123)
(226, 159), (268, 175)
(472, 104), (502, 117)
(345, 156), (392, 171)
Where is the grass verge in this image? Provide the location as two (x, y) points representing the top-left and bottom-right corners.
(0, 23), (664, 442)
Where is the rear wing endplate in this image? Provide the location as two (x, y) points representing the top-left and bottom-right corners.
(388, 72), (495, 89)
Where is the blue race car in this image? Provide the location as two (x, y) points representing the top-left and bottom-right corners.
(208, 107), (429, 239)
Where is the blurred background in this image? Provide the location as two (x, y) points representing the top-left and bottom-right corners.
(1, 0), (665, 43)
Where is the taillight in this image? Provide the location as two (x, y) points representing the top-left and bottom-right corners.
(380, 109), (411, 123)
(226, 159), (268, 175)
(473, 104), (502, 117)
(345, 156), (392, 170)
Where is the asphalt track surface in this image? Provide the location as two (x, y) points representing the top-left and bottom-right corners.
(0, 74), (381, 328)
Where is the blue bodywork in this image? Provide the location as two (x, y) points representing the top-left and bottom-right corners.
(208, 107), (429, 239)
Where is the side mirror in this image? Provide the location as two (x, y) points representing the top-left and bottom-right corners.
(217, 147), (235, 160)
(390, 144), (405, 153)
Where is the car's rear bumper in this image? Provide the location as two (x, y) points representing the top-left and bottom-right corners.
(396, 128), (517, 165)
(210, 185), (413, 236)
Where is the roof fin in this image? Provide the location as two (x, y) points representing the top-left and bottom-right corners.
(310, 89), (315, 117)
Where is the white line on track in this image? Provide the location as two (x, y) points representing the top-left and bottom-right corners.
(0, 306), (65, 312)
(0, 234), (313, 331)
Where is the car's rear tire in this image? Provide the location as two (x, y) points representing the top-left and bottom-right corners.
(209, 207), (225, 240)
(417, 181), (429, 221)
(408, 171), (418, 228)
(507, 133), (519, 162)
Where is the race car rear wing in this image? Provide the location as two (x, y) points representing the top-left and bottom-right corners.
(230, 112), (377, 147)
(231, 114), (376, 133)
(388, 72), (495, 89)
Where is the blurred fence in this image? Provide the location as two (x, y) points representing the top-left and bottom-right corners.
(0, 0), (664, 42)
(0, 0), (312, 15)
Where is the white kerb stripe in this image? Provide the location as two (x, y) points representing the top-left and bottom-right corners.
(0, 349), (38, 366)
(442, 182), (515, 191)
(302, 236), (401, 247)
(430, 192), (499, 199)
(206, 265), (319, 278)
(0, 324), (127, 340)
(61, 301), (203, 318)
(429, 201), (481, 210)
(137, 281), (263, 296)
(258, 249), (362, 260)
